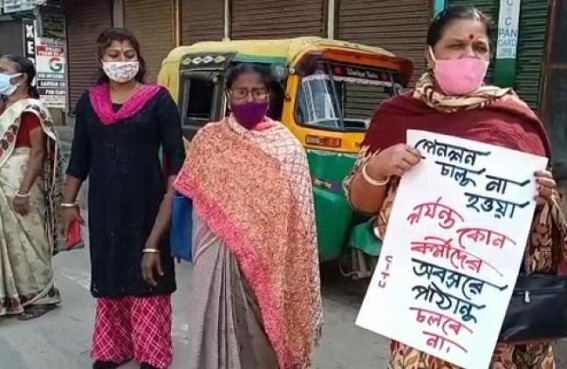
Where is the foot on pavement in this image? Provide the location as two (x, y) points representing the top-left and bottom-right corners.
(93, 361), (120, 369)
(140, 363), (159, 369)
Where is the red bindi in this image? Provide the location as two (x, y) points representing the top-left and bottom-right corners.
(468, 34), (475, 40)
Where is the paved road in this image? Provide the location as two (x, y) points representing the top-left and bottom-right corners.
(2, 236), (566, 369)
(0, 244), (389, 369)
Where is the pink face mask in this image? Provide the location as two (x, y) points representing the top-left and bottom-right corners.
(431, 52), (489, 96)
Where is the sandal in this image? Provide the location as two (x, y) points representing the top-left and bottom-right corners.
(18, 304), (57, 321)
(93, 361), (119, 369)
(140, 364), (159, 369)
(93, 358), (132, 369)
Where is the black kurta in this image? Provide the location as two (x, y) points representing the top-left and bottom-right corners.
(67, 88), (185, 298)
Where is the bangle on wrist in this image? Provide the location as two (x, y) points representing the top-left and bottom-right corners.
(143, 248), (160, 254)
(61, 202), (79, 209)
(15, 191), (31, 198)
(362, 163), (390, 187)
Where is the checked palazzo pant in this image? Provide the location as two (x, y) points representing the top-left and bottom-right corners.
(91, 295), (173, 369)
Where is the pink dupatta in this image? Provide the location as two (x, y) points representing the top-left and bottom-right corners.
(89, 83), (162, 125)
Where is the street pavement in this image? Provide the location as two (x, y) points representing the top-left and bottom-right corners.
(0, 126), (565, 369)
(0, 235), (390, 369)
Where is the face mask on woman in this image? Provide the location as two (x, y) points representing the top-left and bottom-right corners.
(0, 73), (21, 96)
(231, 101), (269, 130)
(102, 61), (139, 83)
(430, 49), (489, 96)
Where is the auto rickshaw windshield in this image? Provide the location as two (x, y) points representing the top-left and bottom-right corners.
(297, 66), (402, 132)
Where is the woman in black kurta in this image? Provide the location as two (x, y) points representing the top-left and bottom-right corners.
(62, 28), (185, 369)
(68, 87), (182, 297)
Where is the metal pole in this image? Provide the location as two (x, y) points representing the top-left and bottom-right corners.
(112, 0), (124, 27)
(223, 0), (230, 41)
(327, 0), (336, 39)
(173, 0), (181, 46)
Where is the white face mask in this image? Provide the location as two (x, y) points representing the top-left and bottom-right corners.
(0, 73), (21, 96)
(102, 61), (139, 83)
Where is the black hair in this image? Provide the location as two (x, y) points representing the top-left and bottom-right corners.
(96, 27), (146, 84)
(225, 63), (275, 90)
(427, 6), (495, 47)
(3, 54), (39, 98)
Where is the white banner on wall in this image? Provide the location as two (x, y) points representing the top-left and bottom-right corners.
(496, 0), (522, 59)
(36, 37), (66, 109)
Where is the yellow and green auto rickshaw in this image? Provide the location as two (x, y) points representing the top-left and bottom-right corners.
(158, 37), (413, 278)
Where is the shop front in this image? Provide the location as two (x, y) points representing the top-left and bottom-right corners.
(65, 0), (112, 111)
(0, 17), (25, 57)
(230, 0), (327, 39)
(181, 0), (224, 45)
(543, 0), (567, 187)
(337, 0), (431, 84)
(123, 0), (175, 83)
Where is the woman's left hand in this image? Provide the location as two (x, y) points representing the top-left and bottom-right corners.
(12, 196), (30, 216)
(535, 170), (557, 205)
(142, 251), (164, 287)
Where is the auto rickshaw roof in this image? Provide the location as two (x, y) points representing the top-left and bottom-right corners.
(163, 36), (410, 69)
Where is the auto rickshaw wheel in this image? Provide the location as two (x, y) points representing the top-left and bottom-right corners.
(339, 248), (379, 281)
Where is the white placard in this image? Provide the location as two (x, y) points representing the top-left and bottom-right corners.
(496, 0), (522, 59)
(356, 130), (548, 369)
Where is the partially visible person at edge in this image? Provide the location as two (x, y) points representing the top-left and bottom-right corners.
(62, 28), (185, 369)
(344, 6), (563, 369)
(174, 62), (323, 369)
(0, 55), (64, 320)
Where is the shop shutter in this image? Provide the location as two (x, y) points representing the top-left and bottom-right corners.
(181, 0), (224, 45)
(124, 0), (174, 83)
(65, 0), (112, 112)
(514, 0), (550, 112)
(231, 0), (326, 39)
(448, 0), (499, 84)
(545, 0), (567, 181)
(337, 0), (430, 85)
(0, 21), (25, 56)
(337, 0), (430, 118)
(447, 0), (499, 18)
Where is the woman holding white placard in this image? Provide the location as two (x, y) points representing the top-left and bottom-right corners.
(344, 5), (563, 369)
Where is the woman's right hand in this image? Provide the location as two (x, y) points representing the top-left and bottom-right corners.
(62, 206), (85, 236)
(366, 143), (422, 179)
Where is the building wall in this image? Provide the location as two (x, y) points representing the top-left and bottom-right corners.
(62, 0), (436, 115)
(87, 0), (430, 76)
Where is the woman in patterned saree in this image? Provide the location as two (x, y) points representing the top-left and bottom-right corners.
(0, 54), (64, 320)
(175, 63), (323, 369)
(344, 6), (563, 369)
